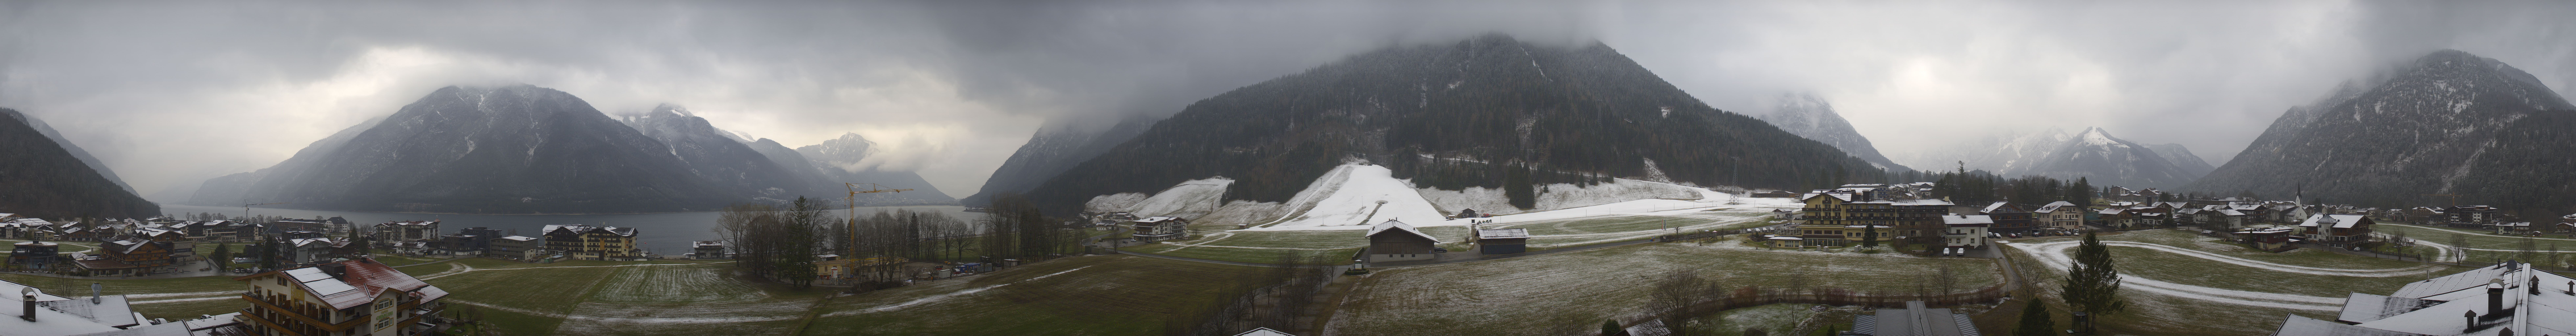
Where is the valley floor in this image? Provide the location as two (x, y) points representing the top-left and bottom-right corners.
(1998, 229), (2470, 336)
(15, 220), (2506, 336)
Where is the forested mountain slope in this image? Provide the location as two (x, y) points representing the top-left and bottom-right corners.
(2187, 49), (2576, 217)
(1020, 34), (1882, 215)
(0, 108), (158, 219)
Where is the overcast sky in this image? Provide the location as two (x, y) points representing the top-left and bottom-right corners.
(4, 0), (2571, 200)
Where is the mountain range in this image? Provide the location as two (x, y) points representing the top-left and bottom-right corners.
(1755, 93), (1910, 172)
(2187, 49), (2576, 216)
(1010, 34), (1886, 215)
(0, 108), (158, 219)
(1904, 127), (2207, 188)
(186, 85), (950, 214)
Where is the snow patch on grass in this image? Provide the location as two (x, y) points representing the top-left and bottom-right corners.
(838, 266), (1092, 315)
(2009, 240), (2348, 310)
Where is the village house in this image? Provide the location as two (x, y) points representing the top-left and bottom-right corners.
(2298, 213), (2375, 248)
(1978, 201), (2034, 234)
(77, 238), (178, 277)
(2444, 205), (2507, 229)
(1474, 228), (1529, 254)
(2271, 261), (2574, 336)
(372, 221), (441, 249)
(690, 241), (728, 259)
(2032, 201), (2086, 231)
(2496, 222), (2537, 235)
(1794, 188), (1951, 247)
(1128, 216), (1189, 242)
(541, 224), (642, 260)
(283, 237), (349, 266)
(2233, 226), (2300, 252)
(8, 240), (59, 270)
(488, 236), (546, 260)
(1941, 214), (1991, 249)
(235, 259), (450, 336)
(1364, 219), (1440, 263)
(2402, 207), (2446, 225)
(272, 219), (334, 234)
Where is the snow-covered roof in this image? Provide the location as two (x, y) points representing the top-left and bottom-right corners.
(1133, 216), (1185, 223)
(2336, 292), (2442, 324)
(2277, 261), (2576, 336)
(1981, 202), (2010, 214)
(1475, 228), (1530, 239)
(2219, 209), (2248, 216)
(1765, 235), (1802, 240)
(1942, 215), (1993, 225)
(2233, 227), (2297, 234)
(2034, 201), (2078, 213)
(2298, 214), (2369, 229)
(1365, 219), (1439, 244)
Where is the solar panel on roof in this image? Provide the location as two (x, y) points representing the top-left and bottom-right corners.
(303, 278), (357, 295)
(287, 268), (333, 282)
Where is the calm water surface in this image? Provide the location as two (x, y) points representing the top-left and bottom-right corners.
(159, 204), (974, 255)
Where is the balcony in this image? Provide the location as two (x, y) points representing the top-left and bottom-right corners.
(241, 294), (366, 332)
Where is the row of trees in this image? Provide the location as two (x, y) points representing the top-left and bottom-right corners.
(720, 194), (1085, 289)
(1924, 165), (2094, 208)
(716, 197), (832, 288)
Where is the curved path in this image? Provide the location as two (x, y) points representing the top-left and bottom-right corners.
(2007, 240), (2447, 311)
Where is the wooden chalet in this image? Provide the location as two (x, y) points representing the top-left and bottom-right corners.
(1365, 219), (1440, 262)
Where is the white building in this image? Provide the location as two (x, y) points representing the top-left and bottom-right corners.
(2273, 261), (2576, 336)
(1940, 214), (1991, 249)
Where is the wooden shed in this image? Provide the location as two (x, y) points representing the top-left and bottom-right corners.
(1365, 219), (1440, 262)
(1475, 228), (1529, 254)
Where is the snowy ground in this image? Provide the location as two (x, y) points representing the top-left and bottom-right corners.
(2001, 230), (2469, 335)
(1108, 164), (1800, 263)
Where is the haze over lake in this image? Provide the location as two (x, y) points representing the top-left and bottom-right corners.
(160, 204), (975, 255)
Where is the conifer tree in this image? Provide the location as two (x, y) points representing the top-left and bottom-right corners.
(2061, 231), (2126, 316)
(2014, 300), (2056, 336)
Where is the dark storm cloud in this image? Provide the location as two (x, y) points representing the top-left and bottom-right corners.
(1, 0), (2570, 198)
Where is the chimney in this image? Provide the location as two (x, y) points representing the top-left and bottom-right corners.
(2487, 279), (2505, 319)
(20, 288), (36, 322)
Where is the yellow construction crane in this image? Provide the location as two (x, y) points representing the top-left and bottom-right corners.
(845, 183), (914, 256)
(2422, 194), (2462, 207)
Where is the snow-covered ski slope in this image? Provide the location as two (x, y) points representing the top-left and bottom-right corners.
(1251, 165), (1450, 229)
(1092, 164), (1796, 231)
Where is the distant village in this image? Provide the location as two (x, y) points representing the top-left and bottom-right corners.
(0, 209), (757, 336)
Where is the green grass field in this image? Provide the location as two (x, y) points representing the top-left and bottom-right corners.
(2000, 229), (2469, 336)
(2372, 224), (2576, 262)
(1325, 242), (2002, 336)
(805, 254), (1272, 335)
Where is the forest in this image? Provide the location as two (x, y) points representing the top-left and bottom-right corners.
(1019, 35), (1887, 215)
